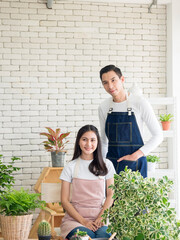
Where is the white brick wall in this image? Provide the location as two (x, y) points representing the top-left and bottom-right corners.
(0, 0), (167, 190)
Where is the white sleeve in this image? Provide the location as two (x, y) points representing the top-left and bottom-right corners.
(139, 98), (163, 155)
(98, 105), (108, 158)
(60, 162), (73, 182)
(104, 159), (116, 179)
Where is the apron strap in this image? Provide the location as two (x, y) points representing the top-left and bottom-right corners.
(108, 91), (132, 115)
(126, 91), (132, 116)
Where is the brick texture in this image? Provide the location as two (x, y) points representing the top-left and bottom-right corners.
(0, 0), (167, 190)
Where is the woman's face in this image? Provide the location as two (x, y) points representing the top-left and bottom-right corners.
(79, 131), (98, 159)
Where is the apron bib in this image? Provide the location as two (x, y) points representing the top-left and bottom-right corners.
(60, 158), (105, 238)
(105, 94), (147, 178)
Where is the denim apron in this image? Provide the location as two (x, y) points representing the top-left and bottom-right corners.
(105, 95), (147, 178)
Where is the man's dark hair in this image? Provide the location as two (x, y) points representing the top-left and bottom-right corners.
(100, 64), (122, 80)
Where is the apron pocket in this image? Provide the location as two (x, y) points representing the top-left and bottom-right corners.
(107, 122), (132, 143)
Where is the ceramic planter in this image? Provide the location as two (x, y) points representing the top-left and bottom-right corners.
(51, 151), (66, 167)
(38, 235), (51, 240)
(0, 214), (33, 240)
(147, 162), (156, 172)
(161, 121), (171, 131)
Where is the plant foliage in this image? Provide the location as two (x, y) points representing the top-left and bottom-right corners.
(102, 167), (180, 240)
(146, 155), (160, 163)
(159, 114), (174, 122)
(0, 154), (20, 194)
(0, 188), (45, 216)
(40, 127), (70, 153)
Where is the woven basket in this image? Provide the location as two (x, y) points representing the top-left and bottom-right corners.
(0, 214), (33, 240)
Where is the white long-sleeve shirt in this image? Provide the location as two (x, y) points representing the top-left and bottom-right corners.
(98, 93), (163, 158)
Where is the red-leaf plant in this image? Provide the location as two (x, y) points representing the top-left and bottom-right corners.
(40, 127), (70, 153)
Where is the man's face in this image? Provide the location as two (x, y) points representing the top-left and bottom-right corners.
(101, 70), (124, 98)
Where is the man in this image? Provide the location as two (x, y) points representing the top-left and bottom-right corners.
(98, 64), (163, 178)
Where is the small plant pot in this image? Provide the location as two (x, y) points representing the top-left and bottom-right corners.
(161, 121), (171, 131)
(147, 162), (156, 172)
(38, 235), (51, 240)
(51, 151), (66, 167)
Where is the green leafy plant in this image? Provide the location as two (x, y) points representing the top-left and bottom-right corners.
(0, 188), (45, 216)
(74, 230), (87, 237)
(70, 229), (88, 240)
(102, 167), (180, 240)
(0, 154), (20, 194)
(38, 220), (51, 236)
(40, 127), (70, 153)
(146, 155), (160, 163)
(159, 113), (174, 122)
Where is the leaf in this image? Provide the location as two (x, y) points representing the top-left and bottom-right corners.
(134, 233), (144, 240)
(46, 127), (56, 137)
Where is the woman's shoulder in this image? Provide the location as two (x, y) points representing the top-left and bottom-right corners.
(104, 158), (116, 178)
(104, 158), (116, 170)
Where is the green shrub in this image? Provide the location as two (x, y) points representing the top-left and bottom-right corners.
(102, 167), (180, 240)
(0, 154), (20, 194)
(0, 188), (45, 216)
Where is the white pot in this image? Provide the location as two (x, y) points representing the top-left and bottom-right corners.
(80, 236), (89, 240)
(147, 162), (156, 172)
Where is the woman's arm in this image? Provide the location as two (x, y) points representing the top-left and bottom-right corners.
(61, 180), (98, 231)
(94, 177), (114, 227)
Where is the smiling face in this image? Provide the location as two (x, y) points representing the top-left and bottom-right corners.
(101, 70), (126, 102)
(79, 131), (98, 160)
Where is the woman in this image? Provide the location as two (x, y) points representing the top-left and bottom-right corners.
(60, 125), (115, 239)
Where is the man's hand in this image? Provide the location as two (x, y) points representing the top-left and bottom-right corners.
(117, 149), (144, 162)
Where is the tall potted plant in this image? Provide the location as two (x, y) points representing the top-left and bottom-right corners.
(40, 127), (70, 167)
(0, 188), (45, 240)
(102, 167), (180, 240)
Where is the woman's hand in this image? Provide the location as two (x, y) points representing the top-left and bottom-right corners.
(83, 220), (98, 232)
(94, 217), (104, 228)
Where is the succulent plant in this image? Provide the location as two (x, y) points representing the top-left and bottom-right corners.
(37, 220), (51, 236)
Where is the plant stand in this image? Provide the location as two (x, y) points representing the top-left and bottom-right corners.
(29, 167), (65, 239)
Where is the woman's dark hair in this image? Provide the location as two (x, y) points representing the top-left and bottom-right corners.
(72, 125), (108, 176)
(100, 64), (122, 80)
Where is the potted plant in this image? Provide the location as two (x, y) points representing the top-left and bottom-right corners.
(40, 127), (70, 167)
(102, 167), (180, 240)
(0, 154), (20, 194)
(146, 154), (160, 172)
(159, 113), (174, 131)
(0, 188), (45, 240)
(37, 220), (51, 240)
(70, 229), (89, 240)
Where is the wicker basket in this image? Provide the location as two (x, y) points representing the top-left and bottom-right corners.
(0, 214), (33, 240)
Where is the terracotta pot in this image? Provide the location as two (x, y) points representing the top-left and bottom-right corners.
(161, 121), (171, 131)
